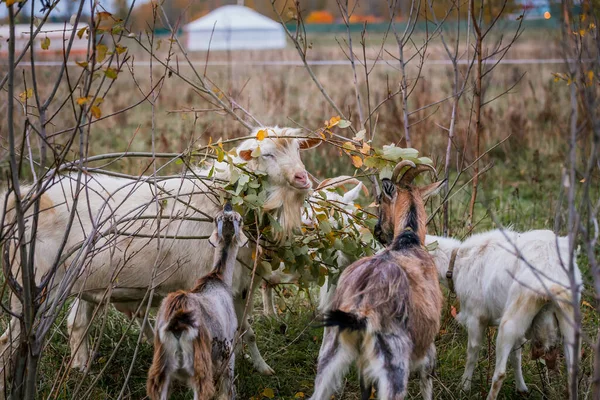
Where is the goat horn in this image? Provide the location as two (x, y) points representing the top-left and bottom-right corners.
(398, 163), (438, 184)
(391, 160), (417, 182)
(315, 176), (369, 196)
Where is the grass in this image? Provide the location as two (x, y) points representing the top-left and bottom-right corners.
(1, 24), (598, 399)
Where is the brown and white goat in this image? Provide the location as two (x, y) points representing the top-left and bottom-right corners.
(0, 127), (320, 386)
(309, 161), (444, 400)
(147, 203), (247, 400)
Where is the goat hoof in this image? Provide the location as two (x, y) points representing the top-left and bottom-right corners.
(258, 364), (275, 375)
(516, 388), (529, 396)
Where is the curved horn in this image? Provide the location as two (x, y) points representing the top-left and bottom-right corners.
(398, 163), (438, 184)
(391, 160), (417, 182)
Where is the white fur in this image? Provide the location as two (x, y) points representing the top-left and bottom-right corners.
(261, 180), (365, 316)
(426, 229), (582, 399)
(0, 127), (319, 382)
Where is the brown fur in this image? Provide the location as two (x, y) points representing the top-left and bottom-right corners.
(147, 291), (216, 400)
(192, 324), (216, 399)
(331, 246), (442, 359)
(147, 335), (169, 399)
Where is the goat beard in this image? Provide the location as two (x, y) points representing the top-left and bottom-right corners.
(263, 185), (306, 243)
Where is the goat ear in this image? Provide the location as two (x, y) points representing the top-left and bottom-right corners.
(381, 178), (396, 199)
(238, 149), (253, 161)
(208, 231), (218, 248)
(298, 137), (322, 150)
(236, 230), (249, 247)
(419, 179), (445, 200)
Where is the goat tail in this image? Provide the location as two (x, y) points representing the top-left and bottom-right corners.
(192, 322), (215, 400)
(147, 334), (169, 400)
(322, 309), (367, 332)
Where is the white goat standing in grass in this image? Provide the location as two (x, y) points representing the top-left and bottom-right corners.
(147, 203), (246, 400)
(0, 128), (320, 388)
(260, 176), (368, 316)
(426, 229), (582, 400)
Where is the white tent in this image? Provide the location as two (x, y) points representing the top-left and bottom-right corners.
(184, 5), (286, 51)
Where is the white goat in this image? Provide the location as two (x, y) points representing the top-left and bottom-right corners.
(426, 229), (582, 400)
(260, 176), (367, 316)
(0, 127), (320, 388)
(147, 203), (246, 400)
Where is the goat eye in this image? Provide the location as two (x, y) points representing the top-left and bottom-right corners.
(262, 153), (275, 159)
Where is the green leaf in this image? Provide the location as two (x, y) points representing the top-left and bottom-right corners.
(425, 241), (439, 252)
(96, 44), (108, 62)
(319, 220), (331, 234)
(104, 67), (118, 79)
(418, 156), (434, 166)
(382, 145), (419, 161)
(338, 119), (351, 128)
(41, 36), (50, 50)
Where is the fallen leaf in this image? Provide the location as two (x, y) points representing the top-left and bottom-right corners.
(294, 392), (305, 398)
(582, 300), (595, 310)
(262, 388), (275, 398)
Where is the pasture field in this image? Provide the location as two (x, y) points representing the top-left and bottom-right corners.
(0, 28), (598, 399)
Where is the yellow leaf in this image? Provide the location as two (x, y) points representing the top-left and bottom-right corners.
(77, 26), (87, 39)
(579, 29), (586, 36)
(19, 88), (33, 102)
(351, 155), (363, 168)
(262, 388), (275, 398)
(76, 61), (88, 68)
(90, 105), (101, 119)
(326, 115), (341, 128)
(588, 70), (594, 82)
(6, 0), (18, 6)
(582, 300), (594, 309)
(104, 67), (118, 79)
(294, 392), (305, 398)
(342, 141), (356, 151)
(41, 36), (50, 50)
(76, 96), (91, 105)
(360, 142), (371, 155)
(96, 44), (108, 63)
(256, 129), (268, 141)
(115, 44), (127, 54)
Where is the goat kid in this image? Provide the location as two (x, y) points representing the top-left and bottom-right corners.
(147, 204), (247, 400)
(426, 229), (582, 400)
(310, 161), (444, 400)
(260, 176), (368, 316)
(0, 128), (320, 387)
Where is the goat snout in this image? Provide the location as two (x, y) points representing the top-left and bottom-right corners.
(292, 171), (310, 189)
